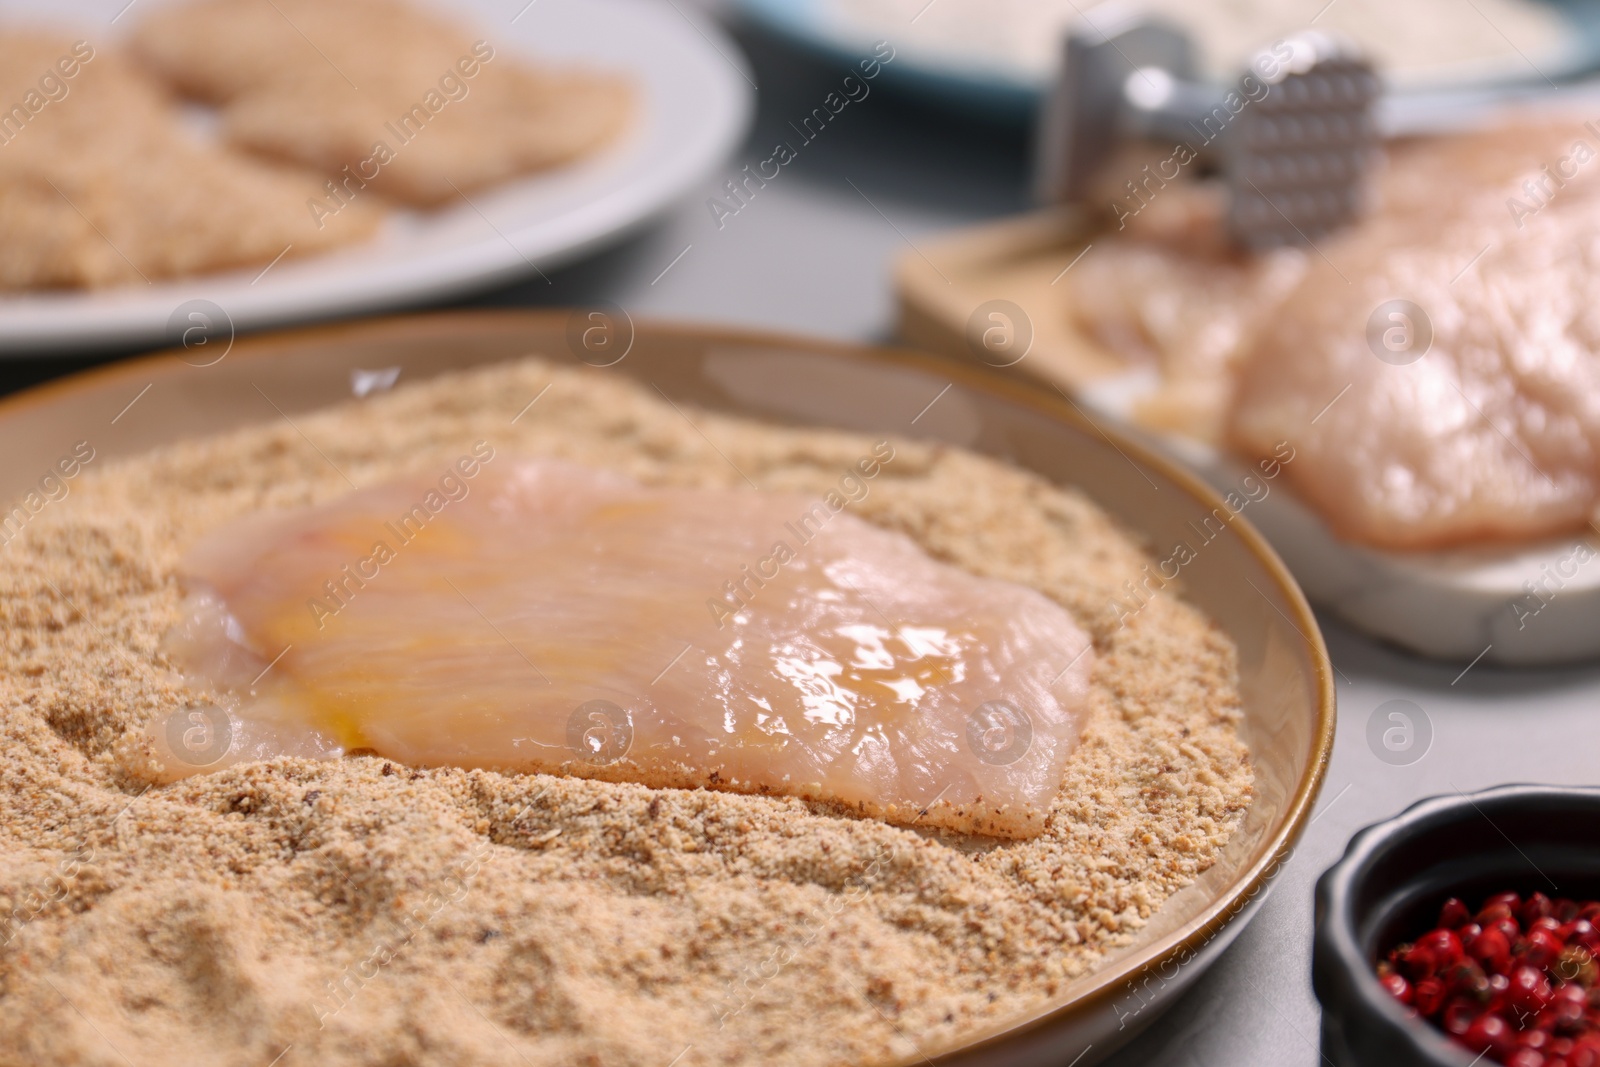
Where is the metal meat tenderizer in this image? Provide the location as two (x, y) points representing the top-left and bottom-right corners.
(1033, 6), (1381, 248)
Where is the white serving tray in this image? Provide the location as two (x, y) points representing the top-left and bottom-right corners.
(1080, 371), (1600, 667)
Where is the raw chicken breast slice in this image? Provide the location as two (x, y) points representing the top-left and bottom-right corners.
(1228, 125), (1600, 549)
(147, 457), (1095, 839)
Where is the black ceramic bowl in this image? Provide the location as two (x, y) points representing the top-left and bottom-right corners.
(1313, 785), (1600, 1067)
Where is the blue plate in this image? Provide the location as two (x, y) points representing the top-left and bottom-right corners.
(736, 0), (1600, 132)
(737, 0), (1040, 125)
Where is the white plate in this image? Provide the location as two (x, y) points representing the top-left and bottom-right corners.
(0, 0), (754, 354)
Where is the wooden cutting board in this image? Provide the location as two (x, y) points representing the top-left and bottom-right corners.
(894, 205), (1128, 393)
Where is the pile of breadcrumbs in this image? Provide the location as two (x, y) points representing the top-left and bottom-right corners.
(0, 358), (1252, 1067)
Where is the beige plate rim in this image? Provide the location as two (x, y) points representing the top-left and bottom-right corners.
(0, 310), (1338, 1064)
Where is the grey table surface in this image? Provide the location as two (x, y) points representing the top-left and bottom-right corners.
(5, 9), (1597, 1067)
(465, 18), (1600, 1065)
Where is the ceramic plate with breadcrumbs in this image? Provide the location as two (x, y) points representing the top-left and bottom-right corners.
(0, 313), (1332, 1067)
(0, 0), (749, 353)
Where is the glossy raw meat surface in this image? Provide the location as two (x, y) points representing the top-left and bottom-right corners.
(156, 459), (1094, 838)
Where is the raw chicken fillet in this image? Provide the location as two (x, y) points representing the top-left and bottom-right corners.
(152, 459), (1094, 838)
(1228, 126), (1600, 549)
